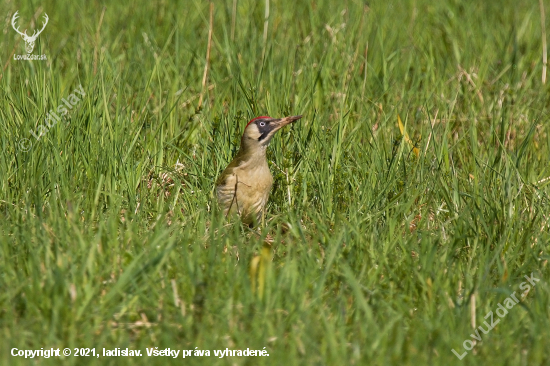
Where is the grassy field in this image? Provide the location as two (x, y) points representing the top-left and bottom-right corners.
(1, 0), (550, 364)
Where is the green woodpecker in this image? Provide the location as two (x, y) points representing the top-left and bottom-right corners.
(216, 115), (302, 226)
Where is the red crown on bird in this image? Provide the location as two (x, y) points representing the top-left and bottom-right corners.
(245, 116), (271, 129)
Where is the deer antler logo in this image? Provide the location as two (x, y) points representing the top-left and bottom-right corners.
(11, 11), (49, 54)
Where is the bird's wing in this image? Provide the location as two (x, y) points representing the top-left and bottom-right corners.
(215, 150), (248, 186)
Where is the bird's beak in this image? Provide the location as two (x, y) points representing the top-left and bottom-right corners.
(270, 115), (302, 131)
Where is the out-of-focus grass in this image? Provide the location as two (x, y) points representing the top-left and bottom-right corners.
(1, 0), (549, 365)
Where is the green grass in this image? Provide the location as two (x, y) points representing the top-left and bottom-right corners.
(1, 0), (550, 365)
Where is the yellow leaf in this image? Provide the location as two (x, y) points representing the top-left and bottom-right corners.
(249, 255), (261, 295)
(249, 245), (272, 299)
(398, 114), (419, 157)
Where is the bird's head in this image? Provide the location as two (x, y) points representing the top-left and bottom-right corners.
(240, 115), (302, 151)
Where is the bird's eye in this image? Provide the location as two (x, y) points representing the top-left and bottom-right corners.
(259, 122), (266, 127)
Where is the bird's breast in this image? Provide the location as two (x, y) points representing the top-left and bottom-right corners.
(216, 162), (273, 224)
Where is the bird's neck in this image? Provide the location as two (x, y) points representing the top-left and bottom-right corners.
(235, 144), (268, 166)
